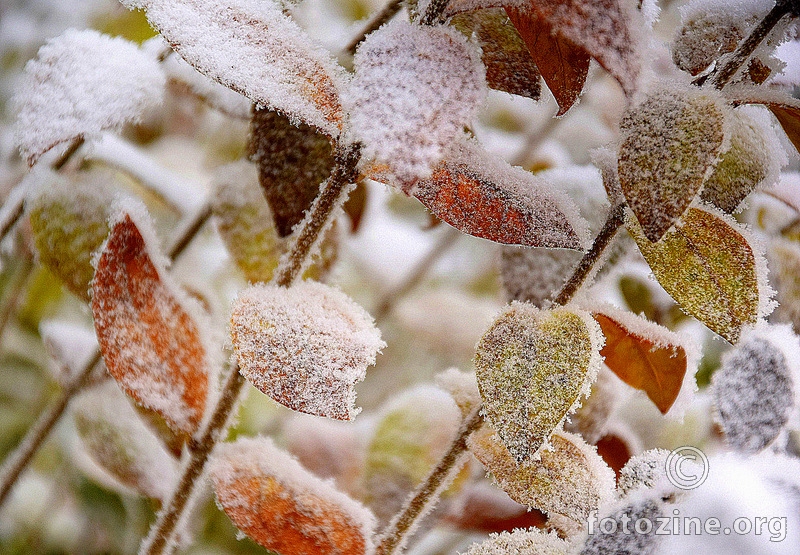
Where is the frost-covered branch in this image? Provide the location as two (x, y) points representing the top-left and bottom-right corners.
(345, 0), (404, 55)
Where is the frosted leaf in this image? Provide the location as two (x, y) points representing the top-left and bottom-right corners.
(212, 161), (337, 283)
(450, 8), (541, 100)
(28, 171), (111, 302)
(247, 107), (334, 237)
(731, 89), (800, 157)
(501, 247), (581, 306)
(434, 367), (481, 416)
(618, 82), (728, 242)
(617, 449), (670, 497)
(579, 496), (664, 555)
(230, 281), (385, 420)
(589, 303), (692, 414)
(73, 381), (179, 500)
(348, 19), (486, 186)
(627, 203), (775, 344)
(12, 29), (165, 166)
(411, 137), (590, 249)
(91, 200), (214, 434)
(40, 320), (99, 386)
(769, 238), (800, 334)
(712, 325), (799, 453)
(567, 368), (624, 444)
(464, 528), (569, 555)
(474, 303), (603, 463)
(444, 481), (547, 533)
(468, 427), (615, 522)
(701, 106), (784, 213)
(209, 436), (377, 555)
(363, 385), (463, 524)
(132, 0), (347, 136)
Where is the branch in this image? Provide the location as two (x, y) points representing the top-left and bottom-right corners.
(345, 0), (404, 55)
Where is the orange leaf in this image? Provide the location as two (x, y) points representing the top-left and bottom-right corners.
(593, 312), (687, 414)
(210, 438), (376, 555)
(768, 104), (800, 156)
(91, 208), (210, 434)
(505, 7), (589, 115)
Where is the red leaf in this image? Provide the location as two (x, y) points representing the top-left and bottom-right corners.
(505, 7), (589, 115)
(593, 311), (687, 414)
(91, 209), (210, 434)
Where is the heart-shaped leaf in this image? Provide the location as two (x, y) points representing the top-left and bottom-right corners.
(127, 0), (347, 136)
(450, 8), (541, 100)
(619, 84), (727, 242)
(91, 201), (213, 434)
(209, 437), (377, 555)
(412, 138), (589, 249)
(592, 306), (689, 414)
(474, 303), (602, 462)
(468, 427), (615, 522)
(230, 281), (385, 420)
(627, 204), (773, 344)
(248, 107), (334, 237)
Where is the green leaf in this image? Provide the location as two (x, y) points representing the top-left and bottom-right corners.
(627, 204), (772, 343)
(474, 304), (602, 463)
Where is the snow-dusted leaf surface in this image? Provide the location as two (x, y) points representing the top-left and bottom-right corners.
(617, 449), (670, 497)
(28, 171), (111, 302)
(450, 8), (541, 100)
(209, 437), (377, 555)
(618, 83), (727, 242)
(591, 304), (689, 414)
(501, 247), (580, 306)
(127, 0), (347, 136)
(91, 202), (213, 434)
(579, 496), (664, 555)
(627, 204), (773, 344)
(712, 325), (799, 453)
(348, 19), (486, 187)
(474, 303), (602, 462)
(464, 528), (569, 555)
(248, 107), (334, 237)
(40, 320), (99, 385)
(411, 138), (589, 249)
(770, 238), (800, 334)
(12, 28), (164, 166)
(700, 107), (783, 213)
(504, 7), (589, 115)
(468, 427), (615, 522)
(363, 385), (463, 524)
(230, 281), (385, 420)
(735, 91), (800, 157)
(73, 382), (179, 501)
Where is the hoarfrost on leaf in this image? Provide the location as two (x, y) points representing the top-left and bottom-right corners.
(209, 436), (377, 555)
(349, 19), (486, 187)
(12, 28), (165, 166)
(230, 281), (385, 421)
(40, 320), (99, 386)
(131, 0), (347, 136)
(617, 449), (670, 497)
(464, 528), (569, 555)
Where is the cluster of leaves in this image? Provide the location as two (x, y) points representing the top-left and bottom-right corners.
(3, 0), (800, 554)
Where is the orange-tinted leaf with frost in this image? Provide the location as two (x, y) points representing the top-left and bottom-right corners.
(767, 103), (800, 157)
(91, 206), (210, 434)
(592, 309), (687, 414)
(209, 437), (376, 555)
(504, 7), (588, 116)
(412, 138), (588, 249)
(450, 9), (540, 100)
(248, 107), (334, 237)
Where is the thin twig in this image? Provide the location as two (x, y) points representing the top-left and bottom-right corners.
(0, 204), (214, 511)
(345, 0), (404, 55)
(0, 254), (34, 343)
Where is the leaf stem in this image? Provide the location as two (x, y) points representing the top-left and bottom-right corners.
(345, 0), (404, 55)
(0, 202), (212, 511)
(702, 0), (796, 89)
(419, 0), (449, 26)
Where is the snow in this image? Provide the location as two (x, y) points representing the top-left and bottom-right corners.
(617, 448), (670, 497)
(230, 281), (385, 420)
(12, 29), (165, 166)
(348, 19), (486, 187)
(434, 368), (481, 416)
(128, 0), (348, 137)
(463, 528), (569, 555)
(40, 320), (99, 385)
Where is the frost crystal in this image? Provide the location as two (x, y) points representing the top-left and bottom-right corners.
(209, 436), (377, 555)
(464, 528), (569, 555)
(230, 281), (385, 420)
(712, 326), (799, 453)
(13, 29), (165, 166)
(349, 19), (486, 186)
(131, 0), (347, 136)
(617, 449), (670, 497)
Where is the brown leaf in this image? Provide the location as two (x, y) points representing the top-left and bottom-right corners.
(443, 483), (547, 533)
(451, 9), (541, 100)
(411, 139), (587, 249)
(768, 104), (800, 156)
(505, 7), (589, 115)
(91, 209), (211, 434)
(595, 434), (633, 479)
(593, 311), (687, 414)
(343, 180), (368, 233)
(248, 107), (334, 237)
